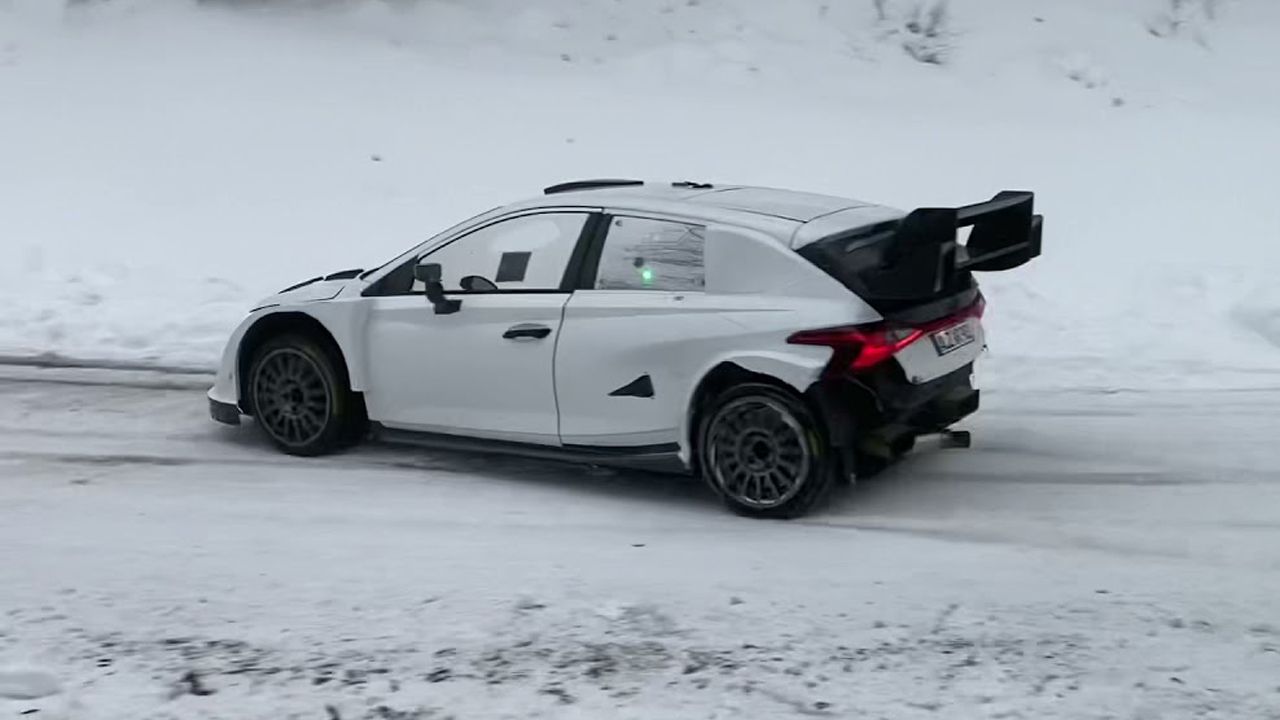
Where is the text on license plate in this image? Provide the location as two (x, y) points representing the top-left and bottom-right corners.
(930, 322), (976, 356)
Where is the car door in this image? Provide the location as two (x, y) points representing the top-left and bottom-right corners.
(555, 214), (717, 448)
(362, 211), (595, 445)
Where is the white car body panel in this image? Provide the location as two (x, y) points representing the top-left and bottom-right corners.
(207, 327), (243, 406)
(554, 223), (876, 453)
(687, 186), (863, 221)
(791, 204), (907, 248)
(211, 180), (1025, 468)
(363, 293), (569, 444)
(555, 291), (840, 450)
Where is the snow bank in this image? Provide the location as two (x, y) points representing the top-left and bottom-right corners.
(1, 0), (1278, 388)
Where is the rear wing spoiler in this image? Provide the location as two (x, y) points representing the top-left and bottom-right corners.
(870, 191), (1043, 299)
(897, 190), (1043, 272)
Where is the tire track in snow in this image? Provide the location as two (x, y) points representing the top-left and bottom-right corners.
(0, 353), (214, 376)
(0, 360), (213, 391)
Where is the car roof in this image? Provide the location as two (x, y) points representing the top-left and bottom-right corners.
(503, 181), (904, 248)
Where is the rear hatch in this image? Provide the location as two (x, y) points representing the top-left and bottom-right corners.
(790, 191), (1043, 382)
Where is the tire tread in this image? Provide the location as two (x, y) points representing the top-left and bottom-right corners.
(697, 382), (837, 519)
(249, 334), (358, 456)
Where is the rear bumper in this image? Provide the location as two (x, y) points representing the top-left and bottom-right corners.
(865, 363), (978, 433)
(209, 397), (242, 425)
(808, 362), (977, 457)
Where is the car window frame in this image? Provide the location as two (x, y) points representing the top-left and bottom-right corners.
(363, 208), (606, 297)
(572, 211), (709, 293)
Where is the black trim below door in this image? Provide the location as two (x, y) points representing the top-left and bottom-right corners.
(372, 423), (687, 474)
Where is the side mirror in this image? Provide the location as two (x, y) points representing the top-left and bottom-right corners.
(414, 262), (461, 315)
(413, 262), (441, 284)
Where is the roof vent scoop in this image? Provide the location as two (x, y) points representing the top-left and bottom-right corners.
(543, 178), (644, 194)
(672, 180), (713, 189)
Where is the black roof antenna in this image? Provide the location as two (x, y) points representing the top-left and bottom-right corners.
(544, 178), (644, 195)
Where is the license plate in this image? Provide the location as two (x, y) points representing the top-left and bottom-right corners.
(930, 321), (976, 356)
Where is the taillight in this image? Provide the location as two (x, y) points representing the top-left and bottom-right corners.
(788, 295), (984, 375)
(788, 325), (924, 373)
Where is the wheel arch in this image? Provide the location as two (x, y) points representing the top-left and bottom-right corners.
(681, 354), (878, 477)
(679, 352), (823, 466)
(236, 311), (355, 416)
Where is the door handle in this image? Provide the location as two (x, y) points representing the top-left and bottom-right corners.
(503, 324), (552, 340)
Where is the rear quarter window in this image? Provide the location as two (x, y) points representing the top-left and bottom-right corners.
(595, 217), (706, 292)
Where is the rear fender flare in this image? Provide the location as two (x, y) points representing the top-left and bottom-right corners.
(677, 349), (829, 464)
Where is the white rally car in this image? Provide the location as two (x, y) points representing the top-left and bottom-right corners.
(209, 179), (1042, 518)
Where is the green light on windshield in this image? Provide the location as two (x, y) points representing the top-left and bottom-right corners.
(640, 267), (654, 285)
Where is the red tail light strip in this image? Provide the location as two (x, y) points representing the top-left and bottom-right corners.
(788, 296), (984, 374)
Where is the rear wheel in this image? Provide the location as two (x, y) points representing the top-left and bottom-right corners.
(697, 383), (837, 519)
(248, 334), (361, 456)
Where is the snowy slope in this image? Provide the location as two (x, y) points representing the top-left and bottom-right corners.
(2, 0), (1280, 389)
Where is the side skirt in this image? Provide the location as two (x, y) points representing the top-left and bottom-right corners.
(370, 423), (690, 475)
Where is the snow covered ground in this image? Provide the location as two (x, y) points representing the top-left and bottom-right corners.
(2, 366), (1280, 718)
(1, 0), (1279, 389)
(4, 2), (1280, 718)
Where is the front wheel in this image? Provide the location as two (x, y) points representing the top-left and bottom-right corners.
(697, 383), (837, 519)
(248, 334), (361, 456)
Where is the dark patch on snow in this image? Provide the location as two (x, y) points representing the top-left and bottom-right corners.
(539, 684), (576, 704)
(33, 453), (194, 468)
(15, 598), (1275, 718)
(176, 669), (215, 697)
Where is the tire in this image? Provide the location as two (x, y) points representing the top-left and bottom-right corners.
(247, 334), (361, 456)
(697, 383), (838, 519)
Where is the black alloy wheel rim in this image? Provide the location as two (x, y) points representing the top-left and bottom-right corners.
(252, 348), (332, 447)
(706, 396), (811, 509)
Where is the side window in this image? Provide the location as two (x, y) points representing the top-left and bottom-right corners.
(416, 212), (589, 292)
(595, 216), (705, 291)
